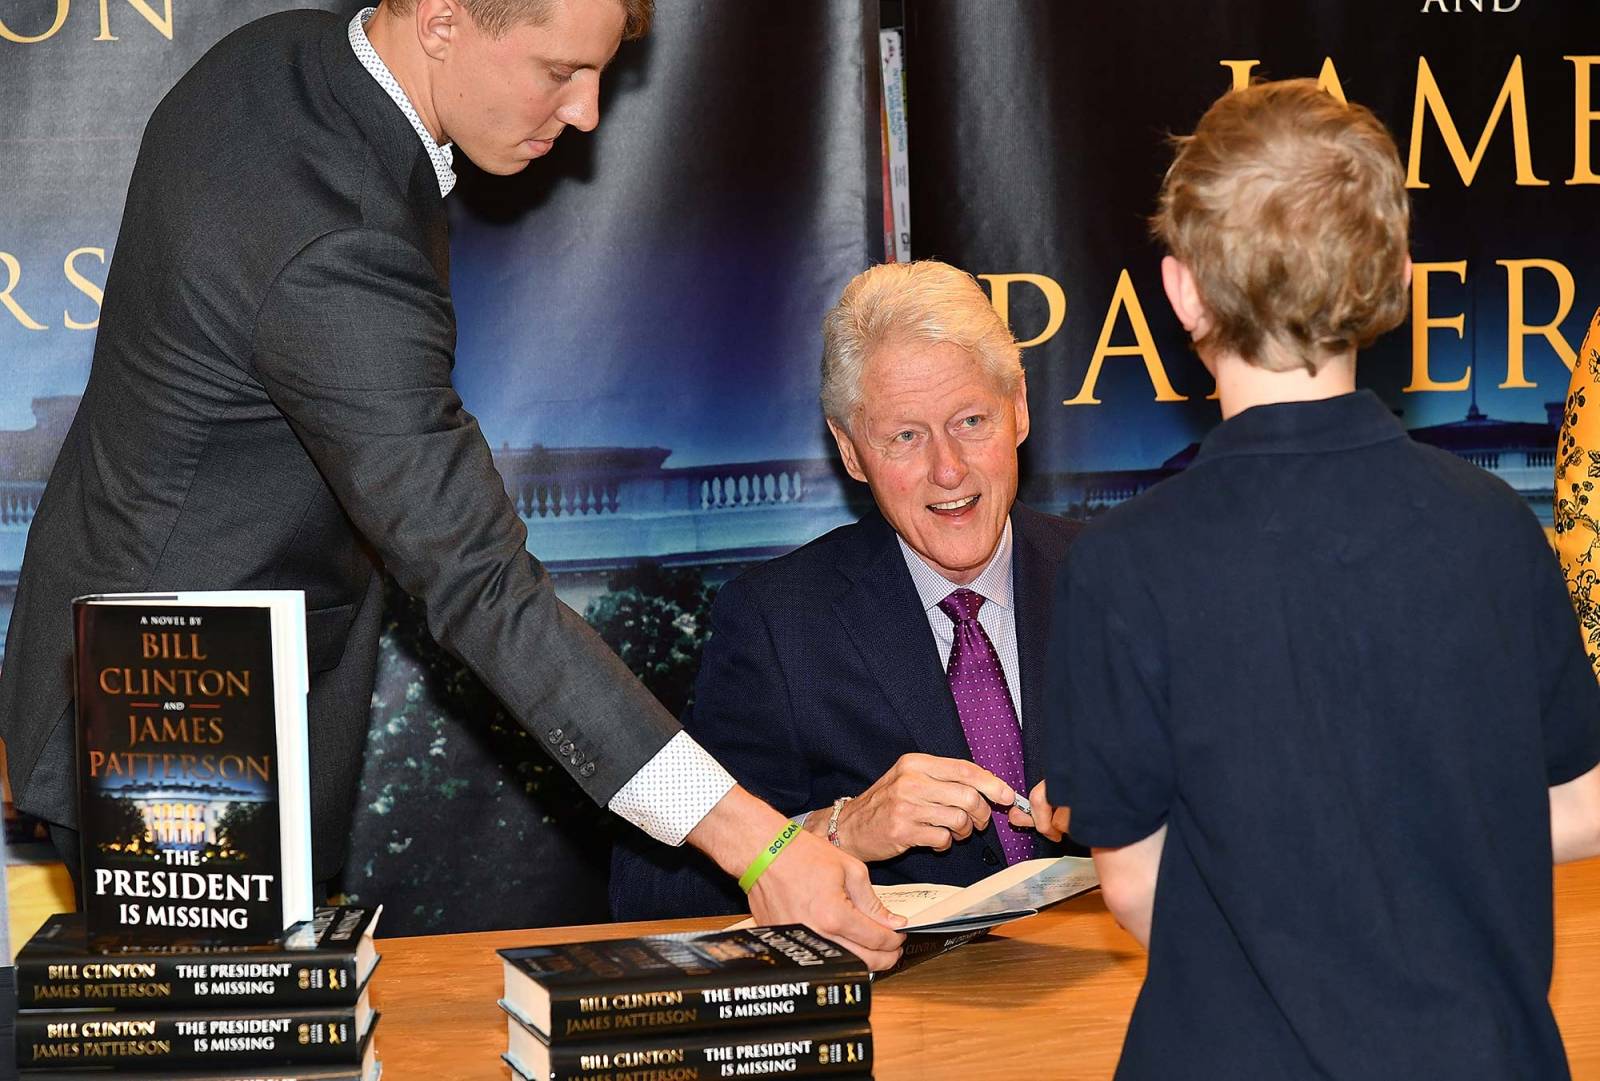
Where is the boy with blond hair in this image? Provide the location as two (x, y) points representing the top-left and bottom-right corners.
(1046, 79), (1600, 1079)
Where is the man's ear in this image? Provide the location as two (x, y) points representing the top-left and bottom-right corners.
(1012, 373), (1030, 447)
(826, 418), (868, 484)
(1160, 255), (1212, 342)
(413, 0), (459, 60)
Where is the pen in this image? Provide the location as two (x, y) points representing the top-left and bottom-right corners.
(1013, 791), (1034, 821)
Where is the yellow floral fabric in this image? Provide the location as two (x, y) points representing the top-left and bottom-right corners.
(1555, 306), (1600, 679)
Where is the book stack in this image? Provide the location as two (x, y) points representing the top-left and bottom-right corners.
(14, 904), (382, 1079)
(10, 591), (382, 1078)
(498, 925), (872, 1081)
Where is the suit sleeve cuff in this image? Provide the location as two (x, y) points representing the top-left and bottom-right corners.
(607, 731), (737, 846)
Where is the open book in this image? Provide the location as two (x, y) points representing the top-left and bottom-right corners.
(730, 855), (1099, 937)
(871, 855), (1099, 933)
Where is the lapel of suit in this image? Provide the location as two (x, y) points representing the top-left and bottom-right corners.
(832, 512), (1008, 867)
(831, 513), (973, 765)
(317, 17), (451, 284)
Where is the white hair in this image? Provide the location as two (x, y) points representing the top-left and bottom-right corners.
(820, 260), (1022, 427)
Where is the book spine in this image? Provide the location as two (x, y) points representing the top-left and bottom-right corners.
(19, 1070), (365, 1081)
(16, 954), (361, 1009)
(548, 1026), (872, 1081)
(16, 1007), (363, 1070)
(878, 26), (910, 262)
(547, 973), (870, 1041)
(878, 94), (895, 261)
(887, 929), (989, 977)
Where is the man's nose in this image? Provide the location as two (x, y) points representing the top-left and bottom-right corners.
(556, 73), (601, 132)
(929, 435), (967, 488)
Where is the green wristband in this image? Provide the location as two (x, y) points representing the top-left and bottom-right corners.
(739, 820), (803, 893)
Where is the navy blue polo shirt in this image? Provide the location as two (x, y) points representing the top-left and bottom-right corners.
(1046, 391), (1600, 1081)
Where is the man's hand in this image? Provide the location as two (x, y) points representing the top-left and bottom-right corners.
(747, 829), (906, 970)
(809, 753), (1016, 862)
(1008, 779), (1070, 841)
(687, 785), (905, 971)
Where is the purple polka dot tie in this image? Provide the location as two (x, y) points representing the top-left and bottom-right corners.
(938, 588), (1031, 865)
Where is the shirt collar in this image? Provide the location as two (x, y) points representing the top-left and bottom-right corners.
(1195, 389), (1406, 463)
(898, 517), (1015, 616)
(349, 8), (456, 198)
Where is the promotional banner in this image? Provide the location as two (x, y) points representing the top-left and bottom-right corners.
(11, 0), (1585, 938)
(1, 0), (882, 933)
(904, 0), (1596, 526)
(1, 0), (328, 566)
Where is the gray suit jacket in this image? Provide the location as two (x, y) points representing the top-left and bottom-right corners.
(0, 11), (677, 881)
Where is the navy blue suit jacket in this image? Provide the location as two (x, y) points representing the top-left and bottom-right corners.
(610, 503), (1080, 919)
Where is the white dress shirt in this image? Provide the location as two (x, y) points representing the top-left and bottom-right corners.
(349, 10), (734, 846)
(898, 519), (1023, 722)
(350, 9), (456, 197)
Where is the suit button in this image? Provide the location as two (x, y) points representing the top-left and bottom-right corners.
(982, 849), (999, 866)
(569, 748), (585, 765)
(580, 762), (596, 778)
(547, 728), (563, 745)
(559, 741), (575, 756)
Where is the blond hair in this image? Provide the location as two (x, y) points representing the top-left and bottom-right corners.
(1152, 78), (1410, 372)
(820, 261), (1022, 427)
(382, 0), (652, 40)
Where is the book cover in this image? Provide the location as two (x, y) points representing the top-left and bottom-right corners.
(499, 926), (869, 1042)
(72, 594), (311, 946)
(16, 991), (376, 1071)
(16, 906), (380, 1010)
(503, 1014), (871, 1081)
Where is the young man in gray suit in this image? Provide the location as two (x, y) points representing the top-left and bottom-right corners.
(0, 0), (904, 968)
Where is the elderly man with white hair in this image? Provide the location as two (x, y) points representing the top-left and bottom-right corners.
(611, 260), (1079, 919)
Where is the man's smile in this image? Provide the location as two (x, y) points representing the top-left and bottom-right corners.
(928, 494), (980, 516)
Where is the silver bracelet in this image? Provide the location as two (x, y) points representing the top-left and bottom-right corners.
(826, 795), (854, 848)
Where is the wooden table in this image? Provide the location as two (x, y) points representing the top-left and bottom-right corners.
(376, 859), (1600, 1080)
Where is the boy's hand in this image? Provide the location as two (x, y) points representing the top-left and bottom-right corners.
(1009, 779), (1070, 841)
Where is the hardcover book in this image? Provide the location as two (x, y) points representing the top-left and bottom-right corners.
(869, 855), (1100, 935)
(498, 926), (869, 1042)
(872, 856), (1100, 976)
(16, 906), (380, 1010)
(21, 1032), (379, 1080)
(16, 988), (375, 1071)
(729, 856), (1100, 976)
(502, 1014), (871, 1081)
(72, 592), (313, 946)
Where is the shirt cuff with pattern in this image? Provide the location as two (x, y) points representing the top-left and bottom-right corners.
(606, 731), (737, 847)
